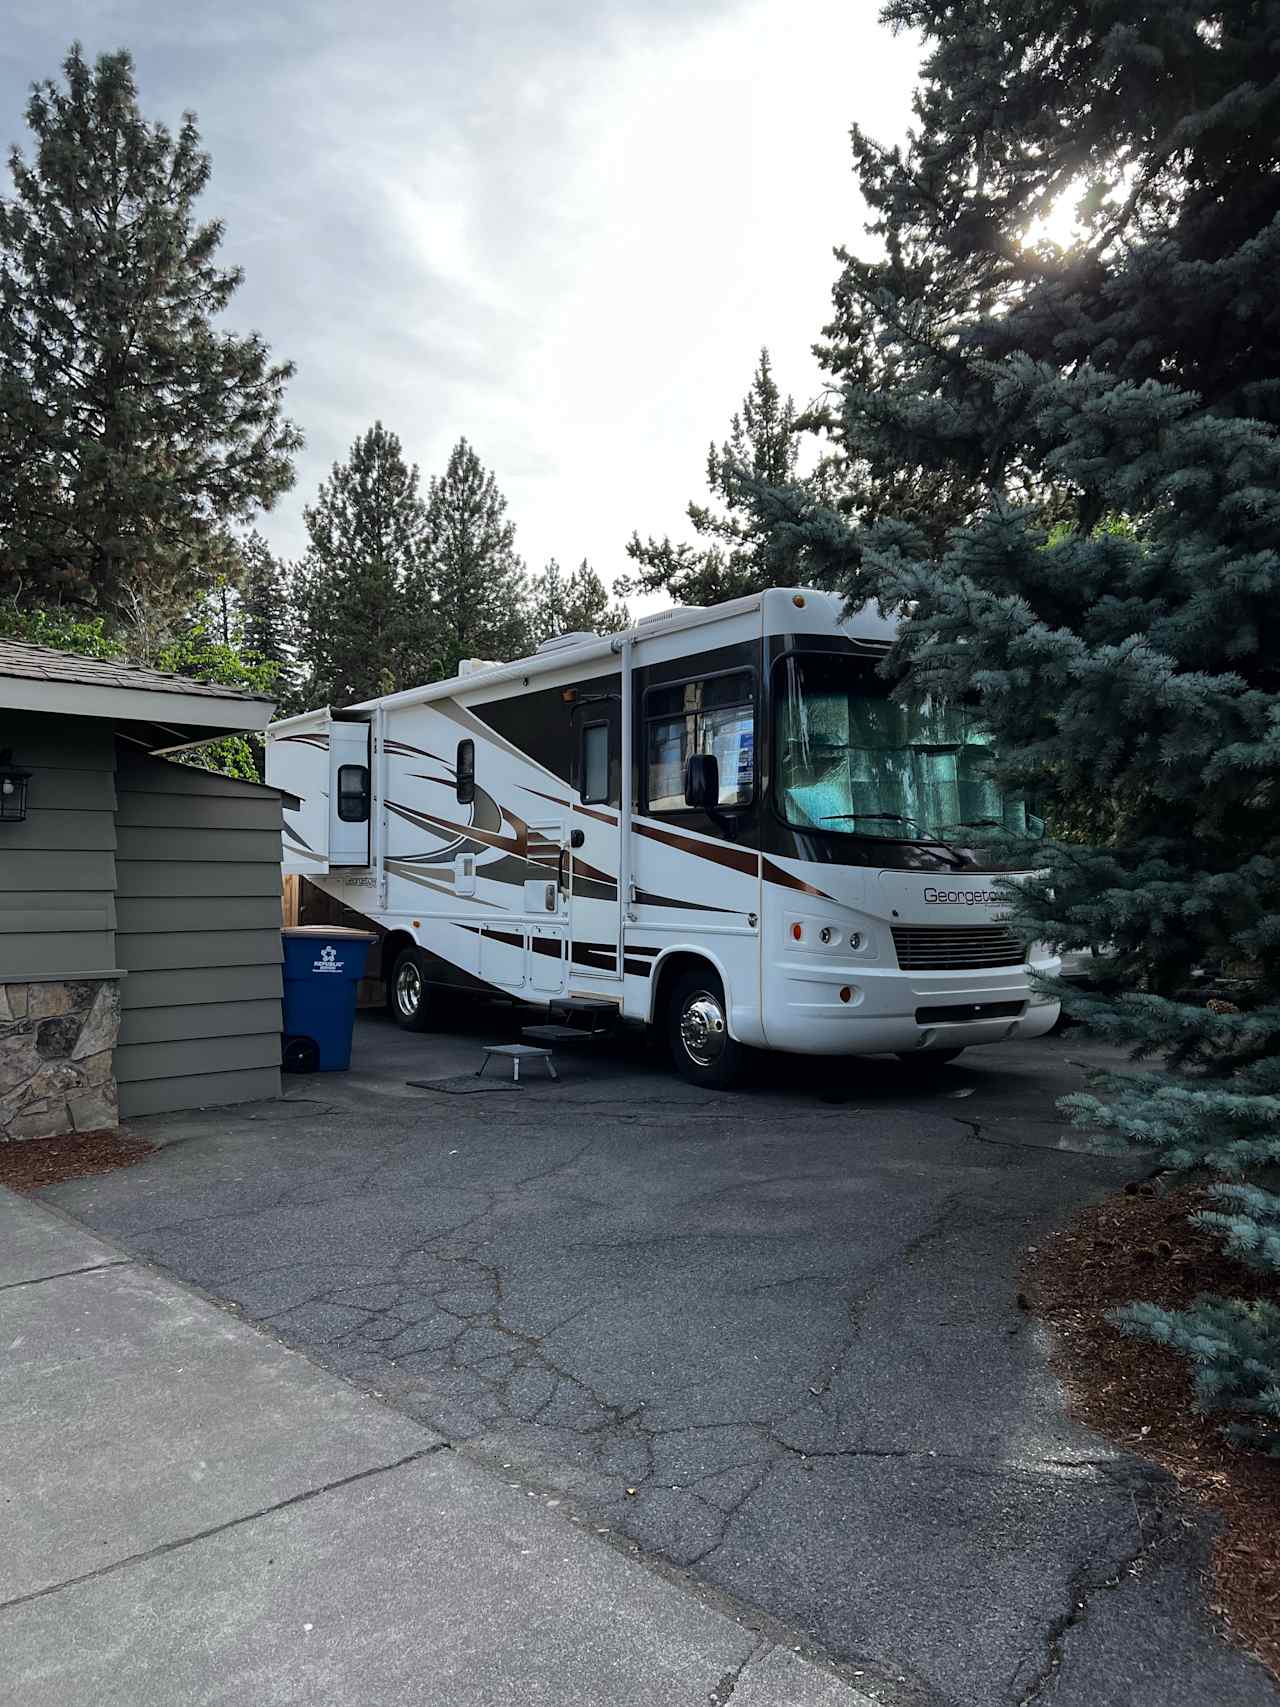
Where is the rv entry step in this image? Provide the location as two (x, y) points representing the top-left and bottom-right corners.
(522, 1023), (599, 1044)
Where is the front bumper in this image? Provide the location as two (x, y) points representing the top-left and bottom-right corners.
(761, 959), (1061, 1056)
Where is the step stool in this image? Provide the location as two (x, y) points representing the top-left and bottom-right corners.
(477, 1042), (558, 1084)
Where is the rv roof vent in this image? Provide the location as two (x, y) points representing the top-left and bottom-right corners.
(637, 605), (703, 626)
(457, 657), (503, 676)
(535, 630), (600, 653)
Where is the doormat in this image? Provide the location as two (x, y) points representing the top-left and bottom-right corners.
(406, 1076), (525, 1095)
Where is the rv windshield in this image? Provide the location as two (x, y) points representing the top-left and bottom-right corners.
(773, 654), (1042, 843)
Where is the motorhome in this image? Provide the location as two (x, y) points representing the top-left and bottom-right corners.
(266, 587), (1060, 1086)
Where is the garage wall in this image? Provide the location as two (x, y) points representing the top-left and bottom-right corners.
(114, 749), (284, 1117)
(0, 712), (118, 979)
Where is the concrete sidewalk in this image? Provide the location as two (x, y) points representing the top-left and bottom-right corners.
(0, 1187), (871, 1706)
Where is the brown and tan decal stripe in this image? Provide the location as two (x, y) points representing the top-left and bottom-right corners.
(762, 859), (835, 901)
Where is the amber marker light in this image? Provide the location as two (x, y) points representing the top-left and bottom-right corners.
(790, 922), (803, 941)
(839, 987), (852, 1003)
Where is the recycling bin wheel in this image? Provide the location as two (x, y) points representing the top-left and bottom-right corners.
(283, 1035), (321, 1074)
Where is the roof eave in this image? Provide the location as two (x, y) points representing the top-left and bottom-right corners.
(0, 675), (275, 733)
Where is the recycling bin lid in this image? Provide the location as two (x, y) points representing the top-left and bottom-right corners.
(283, 926), (377, 939)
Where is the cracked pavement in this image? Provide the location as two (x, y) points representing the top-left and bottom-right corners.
(42, 1014), (1280, 1707)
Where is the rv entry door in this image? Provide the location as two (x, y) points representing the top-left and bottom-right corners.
(523, 819), (569, 996)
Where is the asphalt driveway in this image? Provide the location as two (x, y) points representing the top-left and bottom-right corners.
(41, 1013), (1279, 1707)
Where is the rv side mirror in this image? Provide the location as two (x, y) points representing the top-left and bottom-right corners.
(684, 752), (719, 811)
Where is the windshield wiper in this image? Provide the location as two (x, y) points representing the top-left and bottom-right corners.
(818, 812), (969, 868)
(821, 812), (921, 828)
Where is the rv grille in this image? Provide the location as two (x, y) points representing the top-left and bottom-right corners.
(891, 924), (1026, 972)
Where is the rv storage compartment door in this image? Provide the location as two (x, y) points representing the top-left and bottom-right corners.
(329, 721), (372, 867)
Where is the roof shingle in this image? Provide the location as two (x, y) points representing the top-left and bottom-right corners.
(0, 640), (264, 703)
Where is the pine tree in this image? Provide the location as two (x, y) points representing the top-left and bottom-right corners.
(414, 437), (530, 673)
(294, 422), (426, 706)
(0, 46), (300, 622)
(620, 349), (808, 606)
(528, 558), (629, 645)
(237, 530), (297, 705)
(737, 2), (1280, 1447)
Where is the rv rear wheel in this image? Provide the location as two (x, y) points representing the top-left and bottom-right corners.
(667, 968), (749, 1089)
(390, 946), (434, 1032)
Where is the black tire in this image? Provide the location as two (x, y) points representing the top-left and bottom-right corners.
(390, 946), (434, 1032)
(666, 968), (750, 1089)
(896, 1047), (965, 1069)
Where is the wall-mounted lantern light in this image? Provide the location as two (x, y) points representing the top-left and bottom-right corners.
(0, 751), (31, 822)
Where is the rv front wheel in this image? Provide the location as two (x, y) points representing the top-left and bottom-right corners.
(391, 946), (434, 1032)
(667, 969), (748, 1089)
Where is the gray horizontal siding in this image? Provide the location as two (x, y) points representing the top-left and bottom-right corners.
(116, 791), (283, 831)
(118, 998), (282, 1047)
(117, 928), (283, 973)
(20, 768), (117, 810)
(116, 861), (282, 898)
(0, 894), (115, 925)
(0, 850), (116, 892)
(115, 895), (282, 935)
(115, 751), (284, 1114)
(120, 964), (283, 1008)
(114, 1031), (279, 1084)
(0, 714), (117, 979)
(118, 1065), (281, 1119)
(2, 809), (117, 851)
(116, 759), (283, 798)
(116, 826), (281, 863)
(0, 931), (118, 980)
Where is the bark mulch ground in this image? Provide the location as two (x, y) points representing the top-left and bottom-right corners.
(1025, 1182), (1280, 1681)
(0, 1126), (154, 1194)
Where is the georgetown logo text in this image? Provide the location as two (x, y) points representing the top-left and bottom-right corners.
(923, 887), (1000, 906)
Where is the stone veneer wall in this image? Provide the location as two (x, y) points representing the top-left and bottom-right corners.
(0, 979), (121, 1141)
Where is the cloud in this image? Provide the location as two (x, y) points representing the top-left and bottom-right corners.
(0, 0), (919, 600)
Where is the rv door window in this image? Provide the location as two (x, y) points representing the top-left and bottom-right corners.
(580, 721), (610, 804)
(645, 672), (754, 812)
(336, 764), (370, 822)
(456, 739), (475, 804)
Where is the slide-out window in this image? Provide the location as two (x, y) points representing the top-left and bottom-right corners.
(580, 721), (610, 804)
(645, 671), (754, 812)
(456, 739), (475, 804)
(336, 765), (370, 822)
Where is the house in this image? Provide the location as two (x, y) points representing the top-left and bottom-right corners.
(0, 641), (293, 1140)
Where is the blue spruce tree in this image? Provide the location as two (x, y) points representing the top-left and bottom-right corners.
(737, 2), (1280, 1449)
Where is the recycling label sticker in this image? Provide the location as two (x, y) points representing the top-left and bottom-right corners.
(313, 945), (344, 973)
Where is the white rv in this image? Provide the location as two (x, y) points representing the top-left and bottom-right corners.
(266, 587), (1060, 1086)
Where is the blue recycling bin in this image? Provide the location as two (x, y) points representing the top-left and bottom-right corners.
(281, 927), (377, 1072)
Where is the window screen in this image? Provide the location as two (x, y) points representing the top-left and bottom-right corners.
(581, 722), (609, 803)
(456, 739), (475, 804)
(336, 764), (370, 822)
(645, 672), (754, 812)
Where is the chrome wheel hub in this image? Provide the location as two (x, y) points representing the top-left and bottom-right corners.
(395, 959), (423, 1017)
(680, 991), (726, 1067)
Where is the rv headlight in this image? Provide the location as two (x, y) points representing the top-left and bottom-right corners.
(848, 930), (862, 950)
(819, 926), (834, 945)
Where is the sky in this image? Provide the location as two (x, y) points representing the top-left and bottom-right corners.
(1, 0), (922, 607)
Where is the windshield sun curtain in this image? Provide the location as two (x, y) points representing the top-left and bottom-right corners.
(774, 654), (1041, 843)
